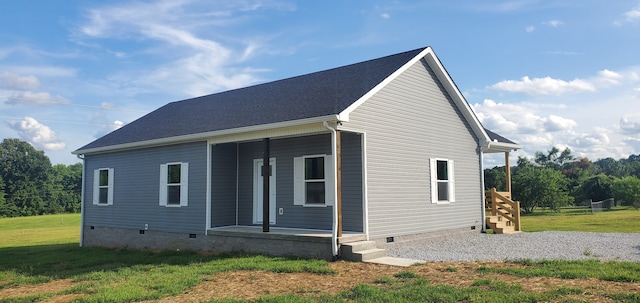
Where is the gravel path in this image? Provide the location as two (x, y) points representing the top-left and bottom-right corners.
(385, 231), (640, 262)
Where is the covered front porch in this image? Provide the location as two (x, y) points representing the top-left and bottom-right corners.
(205, 125), (366, 259)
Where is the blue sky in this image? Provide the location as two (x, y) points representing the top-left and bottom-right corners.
(1, 0), (639, 165)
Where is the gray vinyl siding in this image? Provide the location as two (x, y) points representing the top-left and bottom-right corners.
(343, 58), (482, 239)
(233, 134), (363, 231)
(211, 143), (238, 227)
(340, 132), (364, 232)
(83, 141), (208, 234)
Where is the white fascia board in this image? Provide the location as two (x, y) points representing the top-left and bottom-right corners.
(73, 115), (340, 155)
(483, 142), (522, 154)
(338, 47), (492, 148)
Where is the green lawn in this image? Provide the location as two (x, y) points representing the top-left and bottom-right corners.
(521, 206), (640, 232)
(0, 213), (80, 248)
(0, 212), (638, 302)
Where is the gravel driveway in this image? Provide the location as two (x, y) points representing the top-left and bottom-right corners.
(385, 231), (640, 262)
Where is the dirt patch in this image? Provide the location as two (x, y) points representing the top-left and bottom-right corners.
(0, 278), (76, 299)
(150, 261), (640, 302)
(3, 261), (639, 302)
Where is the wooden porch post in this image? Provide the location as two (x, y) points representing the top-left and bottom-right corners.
(262, 138), (270, 232)
(505, 151), (511, 194)
(336, 130), (342, 238)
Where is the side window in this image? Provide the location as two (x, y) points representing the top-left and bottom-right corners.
(294, 155), (334, 206)
(93, 168), (114, 205)
(160, 162), (189, 207)
(304, 157), (326, 204)
(430, 159), (455, 203)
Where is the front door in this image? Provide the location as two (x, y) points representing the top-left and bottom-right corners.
(253, 158), (276, 224)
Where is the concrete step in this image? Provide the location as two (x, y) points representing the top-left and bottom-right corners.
(340, 240), (386, 262)
(353, 248), (387, 262)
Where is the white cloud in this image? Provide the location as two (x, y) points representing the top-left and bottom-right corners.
(380, 12), (391, 19)
(489, 67), (640, 96)
(597, 69), (623, 85)
(490, 76), (596, 95)
(569, 132), (610, 148)
(7, 116), (66, 151)
(473, 99), (575, 135)
(543, 20), (564, 27)
(75, 0), (286, 96)
(5, 91), (71, 106)
(94, 120), (125, 138)
(544, 115), (576, 132)
(624, 6), (640, 21)
(620, 115), (640, 134)
(525, 25), (535, 33)
(0, 72), (40, 90)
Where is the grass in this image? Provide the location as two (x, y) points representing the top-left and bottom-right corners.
(521, 206), (640, 232)
(478, 259), (640, 282)
(0, 213), (80, 247)
(0, 212), (639, 302)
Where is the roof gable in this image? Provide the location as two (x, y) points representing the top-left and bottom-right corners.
(75, 47), (427, 152)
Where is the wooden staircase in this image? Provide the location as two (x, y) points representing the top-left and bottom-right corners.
(485, 188), (521, 234)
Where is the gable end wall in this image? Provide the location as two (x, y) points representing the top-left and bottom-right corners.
(343, 58), (482, 240)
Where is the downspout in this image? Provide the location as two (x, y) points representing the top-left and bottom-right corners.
(323, 121), (339, 259)
(76, 154), (86, 247)
(479, 150), (486, 233)
(480, 140), (491, 233)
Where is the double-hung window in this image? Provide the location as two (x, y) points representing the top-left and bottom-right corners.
(430, 159), (455, 203)
(93, 168), (114, 205)
(293, 155), (334, 206)
(159, 162), (189, 207)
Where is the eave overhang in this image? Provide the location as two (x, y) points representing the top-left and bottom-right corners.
(73, 115), (341, 155)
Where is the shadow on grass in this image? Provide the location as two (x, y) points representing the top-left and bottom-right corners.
(0, 243), (300, 280)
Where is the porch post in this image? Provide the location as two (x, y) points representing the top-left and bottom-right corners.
(263, 138), (270, 232)
(505, 151), (511, 194)
(336, 130), (343, 238)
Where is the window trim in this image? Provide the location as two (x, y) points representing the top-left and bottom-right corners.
(159, 162), (189, 207)
(293, 154), (334, 207)
(430, 158), (455, 204)
(93, 168), (114, 206)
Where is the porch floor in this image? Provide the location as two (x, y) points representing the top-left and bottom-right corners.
(208, 226), (366, 244)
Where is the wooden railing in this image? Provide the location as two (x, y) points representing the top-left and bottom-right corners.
(485, 188), (521, 232)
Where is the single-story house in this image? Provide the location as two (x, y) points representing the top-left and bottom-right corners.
(73, 46), (520, 260)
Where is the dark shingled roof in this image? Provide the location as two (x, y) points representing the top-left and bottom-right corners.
(485, 128), (517, 145)
(77, 47), (427, 151)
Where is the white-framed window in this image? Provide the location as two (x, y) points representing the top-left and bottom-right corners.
(293, 155), (334, 206)
(93, 168), (114, 206)
(430, 159), (455, 204)
(159, 162), (189, 207)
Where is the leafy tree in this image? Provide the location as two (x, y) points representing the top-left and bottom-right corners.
(534, 147), (574, 170)
(512, 158), (573, 213)
(49, 163), (82, 213)
(611, 176), (640, 209)
(574, 174), (616, 205)
(484, 166), (507, 191)
(594, 157), (627, 177)
(0, 138), (52, 216)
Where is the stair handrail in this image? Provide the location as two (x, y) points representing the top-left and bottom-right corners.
(488, 188), (521, 231)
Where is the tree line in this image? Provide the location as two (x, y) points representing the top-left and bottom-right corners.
(0, 138), (82, 217)
(485, 147), (640, 213)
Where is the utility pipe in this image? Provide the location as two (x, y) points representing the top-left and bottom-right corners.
(323, 121), (339, 258)
(76, 154), (86, 247)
